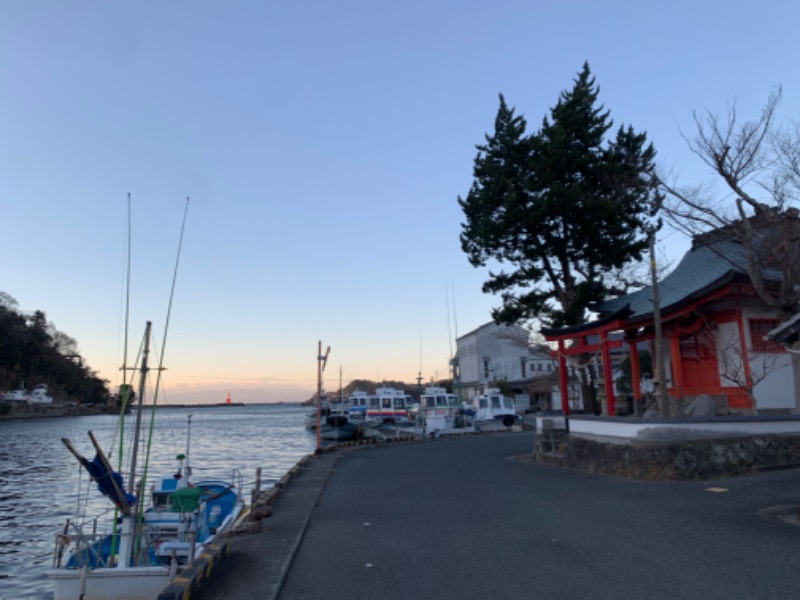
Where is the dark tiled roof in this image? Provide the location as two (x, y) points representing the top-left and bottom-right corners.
(592, 240), (750, 321)
(768, 312), (800, 344)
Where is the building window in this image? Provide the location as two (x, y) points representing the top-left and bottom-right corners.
(483, 358), (490, 379)
(749, 319), (784, 353)
(520, 358), (526, 378)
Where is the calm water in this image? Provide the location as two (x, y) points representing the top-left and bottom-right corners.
(0, 403), (317, 600)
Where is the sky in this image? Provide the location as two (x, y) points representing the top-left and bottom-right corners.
(2, 1), (799, 404)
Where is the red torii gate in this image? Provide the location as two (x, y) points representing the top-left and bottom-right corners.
(542, 316), (628, 416)
(542, 282), (758, 416)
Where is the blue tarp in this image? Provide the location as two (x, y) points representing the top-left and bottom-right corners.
(81, 454), (137, 509)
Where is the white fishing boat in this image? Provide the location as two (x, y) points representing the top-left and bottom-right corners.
(47, 323), (246, 600)
(304, 392), (331, 430)
(346, 389), (370, 422)
(47, 199), (246, 600)
(472, 387), (518, 428)
(417, 386), (474, 434)
(366, 387), (413, 425)
(305, 407), (322, 430)
(2, 386), (28, 402)
(27, 383), (53, 404)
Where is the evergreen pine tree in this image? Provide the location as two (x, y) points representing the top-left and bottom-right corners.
(459, 62), (661, 328)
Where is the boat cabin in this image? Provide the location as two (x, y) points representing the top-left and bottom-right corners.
(346, 390), (370, 420)
(473, 388), (517, 425)
(366, 387), (412, 423)
(419, 386), (459, 408)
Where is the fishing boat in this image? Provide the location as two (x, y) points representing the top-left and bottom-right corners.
(346, 389), (370, 422)
(472, 387), (518, 428)
(305, 394), (359, 441)
(47, 198), (246, 599)
(416, 386), (474, 434)
(320, 411), (359, 441)
(304, 392), (331, 430)
(366, 387), (413, 426)
(2, 386), (28, 402)
(47, 322), (246, 600)
(27, 383), (54, 404)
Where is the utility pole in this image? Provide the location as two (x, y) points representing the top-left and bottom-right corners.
(316, 341), (330, 452)
(650, 235), (670, 417)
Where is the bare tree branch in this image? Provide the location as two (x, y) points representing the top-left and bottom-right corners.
(660, 87), (800, 319)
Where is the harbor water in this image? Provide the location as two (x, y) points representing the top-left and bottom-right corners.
(0, 403), (317, 600)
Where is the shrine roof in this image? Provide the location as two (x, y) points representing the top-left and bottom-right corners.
(591, 240), (749, 321)
(542, 239), (772, 339)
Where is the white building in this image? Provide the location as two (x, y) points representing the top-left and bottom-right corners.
(455, 321), (556, 410)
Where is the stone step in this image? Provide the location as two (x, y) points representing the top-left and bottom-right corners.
(535, 450), (566, 466)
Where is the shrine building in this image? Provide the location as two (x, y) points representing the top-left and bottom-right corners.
(541, 234), (797, 416)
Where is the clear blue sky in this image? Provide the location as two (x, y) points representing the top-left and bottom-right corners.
(2, 1), (797, 403)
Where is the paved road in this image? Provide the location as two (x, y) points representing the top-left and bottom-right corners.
(201, 433), (800, 600)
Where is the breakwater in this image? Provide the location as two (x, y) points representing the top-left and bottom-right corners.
(0, 401), (111, 419)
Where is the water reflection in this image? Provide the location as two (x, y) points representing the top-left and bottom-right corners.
(0, 404), (315, 600)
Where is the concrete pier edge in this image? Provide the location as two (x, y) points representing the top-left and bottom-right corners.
(157, 540), (229, 600)
(156, 432), (429, 600)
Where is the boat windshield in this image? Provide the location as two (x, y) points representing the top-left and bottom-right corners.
(503, 398), (514, 410)
(152, 492), (171, 508)
(491, 397), (501, 409)
(479, 398), (488, 409)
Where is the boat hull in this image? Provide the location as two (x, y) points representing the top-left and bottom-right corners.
(320, 421), (359, 441)
(476, 415), (518, 430)
(47, 565), (170, 600)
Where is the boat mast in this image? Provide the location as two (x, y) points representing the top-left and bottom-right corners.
(185, 413), (193, 479)
(128, 321), (152, 491)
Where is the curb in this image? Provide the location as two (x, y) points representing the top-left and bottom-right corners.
(268, 454), (338, 600)
(157, 540), (229, 600)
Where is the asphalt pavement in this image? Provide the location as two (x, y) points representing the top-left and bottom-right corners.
(197, 432), (800, 600)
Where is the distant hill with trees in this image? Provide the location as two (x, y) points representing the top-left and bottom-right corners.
(0, 292), (110, 405)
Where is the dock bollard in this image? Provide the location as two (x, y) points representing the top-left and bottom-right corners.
(252, 467), (262, 506)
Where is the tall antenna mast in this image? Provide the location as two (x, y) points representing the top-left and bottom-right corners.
(445, 283), (453, 360)
(417, 331), (423, 387)
(451, 282), (459, 341)
(450, 282), (462, 402)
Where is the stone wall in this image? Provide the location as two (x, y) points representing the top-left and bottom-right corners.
(0, 402), (110, 419)
(562, 434), (800, 481)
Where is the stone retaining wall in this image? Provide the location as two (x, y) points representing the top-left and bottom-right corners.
(562, 434), (800, 480)
(0, 402), (110, 419)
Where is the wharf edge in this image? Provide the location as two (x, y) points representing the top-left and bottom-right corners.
(157, 435), (417, 600)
